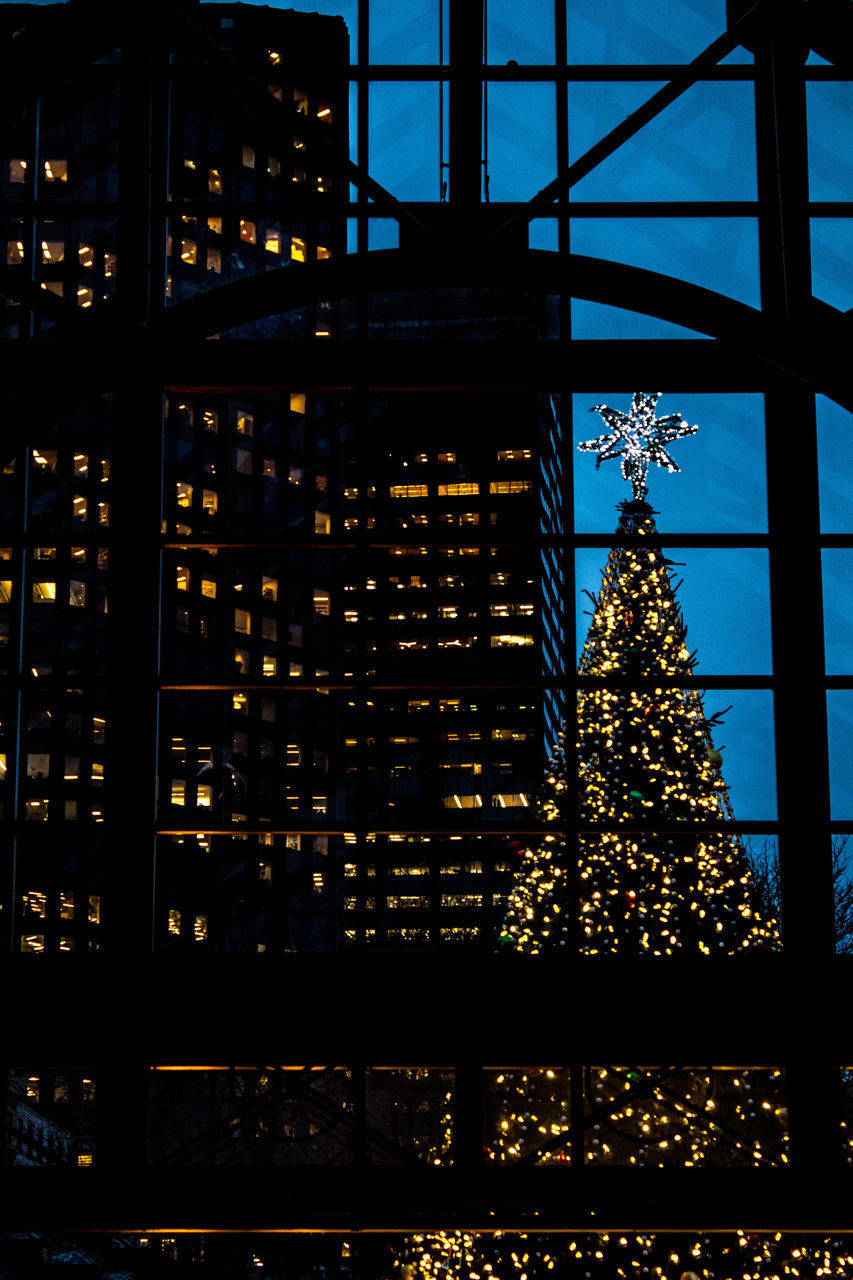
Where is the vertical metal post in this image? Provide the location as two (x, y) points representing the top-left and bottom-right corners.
(753, 0), (836, 1179)
(449, 0), (484, 208)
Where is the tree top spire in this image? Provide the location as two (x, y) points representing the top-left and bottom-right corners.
(578, 391), (698, 500)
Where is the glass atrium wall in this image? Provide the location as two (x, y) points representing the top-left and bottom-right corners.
(1, 0), (852, 1263)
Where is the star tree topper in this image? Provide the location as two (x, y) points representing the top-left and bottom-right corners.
(578, 391), (698, 500)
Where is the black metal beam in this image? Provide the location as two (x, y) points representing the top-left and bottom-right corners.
(5, 956), (853, 1061)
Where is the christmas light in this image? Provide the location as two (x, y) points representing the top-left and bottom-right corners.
(577, 391), (698, 501)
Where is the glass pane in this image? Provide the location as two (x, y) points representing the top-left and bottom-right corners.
(571, 298), (711, 339)
(823, 551), (853, 675)
(483, 1068), (572, 1163)
(575, 547), (772, 674)
(584, 1066), (787, 1165)
(570, 82), (757, 201)
(147, 1068), (354, 1165)
(369, 82), (441, 201)
(6, 1069), (97, 1166)
(566, 0), (750, 64)
(486, 83), (557, 201)
(576, 685), (777, 820)
(807, 81), (853, 200)
(834, 836), (853, 955)
(828, 691), (853, 819)
(487, 0), (556, 64)
(364, 1068), (454, 1164)
(572, 392), (767, 532)
(811, 218), (853, 311)
(570, 217), (760, 307)
(369, 0), (440, 63)
(817, 394), (853, 533)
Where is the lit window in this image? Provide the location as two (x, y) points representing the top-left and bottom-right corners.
(292, 166), (307, 183)
(490, 479), (533, 494)
(68, 580), (86, 607)
(202, 410), (219, 434)
(208, 168), (222, 194)
(41, 240), (64, 263)
(390, 484), (428, 498)
(497, 449), (532, 461)
(176, 482), (192, 508)
(240, 220), (257, 244)
(22, 891), (46, 918)
(25, 799), (50, 821)
(206, 247), (221, 273)
(6, 239), (24, 264)
(437, 452), (457, 463)
(437, 483), (479, 496)
(9, 159), (26, 182)
(233, 649), (250, 674)
(43, 159), (67, 183)
(294, 88), (309, 114)
(32, 449), (57, 472)
(232, 691), (248, 712)
(180, 239), (197, 264)
(317, 245), (331, 260)
(77, 286), (93, 308)
(490, 633), (534, 647)
(316, 103), (332, 123)
(184, 158), (197, 170)
(194, 915), (208, 942)
(312, 795), (327, 816)
(242, 144), (256, 169)
(267, 48), (281, 64)
(290, 236), (306, 262)
(201, 489), (217, 515)
(262, 656), (277, 677)
(32, 582), (56, 602)
(313, 589), (330, 615)
(167, 909), (181, 936)
(207, 216), (223, 234)
(441, 794), (483, 808)
(176, 566), (190, 591)
(234, 608), (251, 635)
(263, 457), (276, 477)
(264, 228), (281, 253)
(0, 580), (11, 602)
(171, 780), (185, 806)
(314, 511), (331, 535)
(72, 453), (88, 476)
(98, 502), (110, 526)
(491, 793), (530, 808)
(72, 494), (88, 521)
(197, 784), (213, 808)
(290, 392), (306, 414)
(88, 897), (100, 925)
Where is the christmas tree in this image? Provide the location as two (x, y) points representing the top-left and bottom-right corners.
(500, 392), (780, 957)
(396, 396), (801, 1278)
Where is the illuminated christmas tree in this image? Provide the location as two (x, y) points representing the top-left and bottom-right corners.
(500, 392), (780, 957)
(396, 396), (802, 1279)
